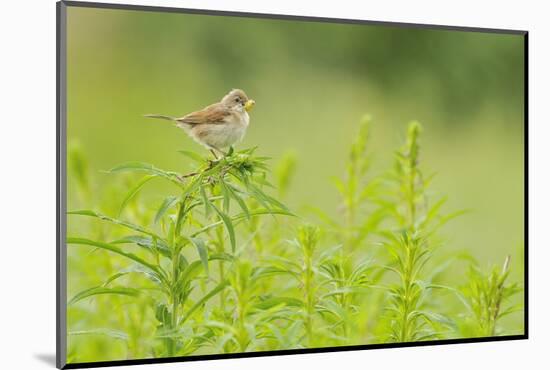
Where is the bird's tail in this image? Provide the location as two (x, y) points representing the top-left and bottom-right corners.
(143, 114), (177, 121)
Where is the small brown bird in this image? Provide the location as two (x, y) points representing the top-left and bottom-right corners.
(145, 89), (256, 158)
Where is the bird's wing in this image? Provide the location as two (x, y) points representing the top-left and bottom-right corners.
(176, 103), (230, 125)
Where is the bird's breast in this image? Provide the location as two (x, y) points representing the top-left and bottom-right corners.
(241, 111), (250, 127)
(183, 110), (250, 149)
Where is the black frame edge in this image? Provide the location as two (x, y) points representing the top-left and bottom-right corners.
(62, 335), (527, 369)
(523, 32), (529, 339)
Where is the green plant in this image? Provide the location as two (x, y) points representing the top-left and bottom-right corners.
(321, 116), (385, 253)
(457, 256), (522, 337)
(67, 147), (292, 357)
(66, 118), (523, 361)
(306, 117), (385, 342)
(200, 258), (299, 353)
(382, 121), (457, 342)
(266, 224), (323, 346)
(298, 225), (320, 345)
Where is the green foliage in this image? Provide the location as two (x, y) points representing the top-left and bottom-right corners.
(384, 232), (442, 342)
(66, 120), (523, 363)
(457, 256), (522, 337)
(68, 148), (292, 358)
(329, 116), (384, 252)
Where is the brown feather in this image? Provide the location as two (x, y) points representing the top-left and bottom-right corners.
(176, 103), (230, 125)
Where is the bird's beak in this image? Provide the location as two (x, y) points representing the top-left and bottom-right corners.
(245, 99), (256, 112)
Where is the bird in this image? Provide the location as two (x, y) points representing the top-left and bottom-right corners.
(144, 89), (255, 158)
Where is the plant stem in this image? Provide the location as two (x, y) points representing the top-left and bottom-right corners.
(216, 213), (227, 315)
(219, 259), (226, 313)
(304, 249), (314, 345)
(400, 240), (413, 341)
(169, 245), (179, 356)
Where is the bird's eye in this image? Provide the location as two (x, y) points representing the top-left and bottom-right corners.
(235, 97), (240, 102)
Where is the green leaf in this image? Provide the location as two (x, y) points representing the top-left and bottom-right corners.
(109, 162), (183, 187)
(248, 182), (290, 212)
(219, 181), (231, 213)
(69, 328), (129, 341)
(119, 175), (157, 216)
(101, 265), (165, 287)
(225, 183), (250, 220)
(416, 311), (457, 329)
(253, 175), (275, 189)
(121, 264), (163, 284)
(154, 196), (179, 224)
(111, 235), (171, 258)
(102, 272), (129, 287)
(68, 286), (140, 305)
(181, 280), (229, 324)
(188, 237), (209, 274)
(68, 210), (163, 240)
(67, 237), (162, 277)
(178, 260), (203, 286)
(254, 296), (303, 310)
(203, 320), (239, 336)
(155, 303), (170, 325)
(423, 196), (447, 225)
(200, 186), (212, 218)
(437, 209), (471, 229)
(321, 286), (370, 298)
(109, 162), (160, 174)
(498, 304), (524, 319)
(208, 253), (234, 262)
(179, 173), (205, 201)
(211, 204), (236, 253)
(190, 209), (295, 238)
(178, 150), (205, 163)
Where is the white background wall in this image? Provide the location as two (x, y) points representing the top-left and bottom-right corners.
(0, 0), (545, 368)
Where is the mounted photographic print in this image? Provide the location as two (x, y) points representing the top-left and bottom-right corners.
(56, 1), (527, 368)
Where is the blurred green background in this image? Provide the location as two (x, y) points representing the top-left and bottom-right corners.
(66, 6), (524, 359)
(67, 6), (524, 262)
